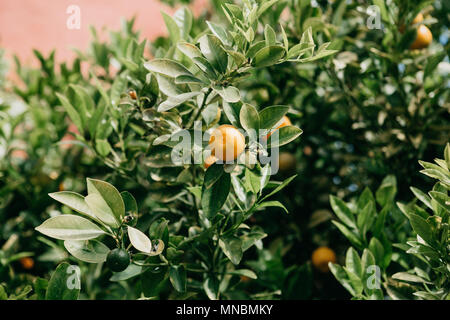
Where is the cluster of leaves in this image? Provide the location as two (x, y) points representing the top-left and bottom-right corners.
(0, 0), (448, 300)
(15, 0), (338, 300)
(330, 144), (449, 300)
(232, 0), (448, 295)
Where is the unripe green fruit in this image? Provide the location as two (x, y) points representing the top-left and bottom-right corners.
(106, 248), (130, 272)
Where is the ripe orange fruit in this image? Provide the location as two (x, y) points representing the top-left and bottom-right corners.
(278, 152), (296, 172)
(399, 13), (424, 33)
(128, 90), (137, 100)
(410, 25), (432, 49)
(412, 13), (424, 24)
(266, 115), (292, 139)
(303, 146), (313, 156)
(311, 246), (336, 273)
(58, 182), (65, 192)
(19, 257), (34, 270)
(204, 155), (218, 169)
(208, 125), (246, 162)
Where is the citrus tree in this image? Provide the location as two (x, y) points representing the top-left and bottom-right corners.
(29, 1), (338, 300)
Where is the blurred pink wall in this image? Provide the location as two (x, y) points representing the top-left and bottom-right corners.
(0, 0), (208, 69)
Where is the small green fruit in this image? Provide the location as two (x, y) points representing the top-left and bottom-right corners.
(106, 248), (130, 272)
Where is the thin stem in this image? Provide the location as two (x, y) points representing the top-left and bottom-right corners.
(186, 88), (213, 129)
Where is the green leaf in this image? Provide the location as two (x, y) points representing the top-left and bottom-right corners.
(128, 226), (152, 253)
(240, 103), (260, 134)
(257, 201), (288, 213)
(214, 86), (241, 103)
(424, 51), (446, 79)
(330, 195), (356, 228)
(175, 75), (203, 84)
(177, 42), (202, 60)
(162, 12), (180, 44)
(223, 101), (241, 127)
(158, 91), (201, 112)
(375, 175), (397, 207)
(203, 163), (225, 189)
(253, 45), (285, 68)
(409, 213), (433, 244)
(356, 201), (375, 237)
(345, 247), (362, 278)
(343, 267), (363, 295)
(35, 215), (106, 240)
(261, 175), (297, 201)
(267, 126), (303, 148)
(259, 105), (289, 130)
(85, 193), (120, 228)
(429, 191), (450, 212)
(110, 264), (143, 281)
(169, 265), (186, 293)
(201, 171), (231, 219)
(329, 263), (357, 296)
(219, 236), (243, 265)
(198, 34), (228, 74)
(87, 178), (125, 223)
(121, 191), (138, 216)
(244, 168), (261, 194)
(95, 139), (111, 157)
(257, 0), (280, 18)
(361, 249), (376, 274)
(206, 21), (230, 46)
(46, 262), (80, 300)
(144, 59), (193, 78)
(141, 267), (167, 297)
(410, 187), (433, 210)
(56, 93), (83, 135)
(64, 239), (110, 263)
(356, 187), (375, 212)
(287, 43), (314, 60)
(247, 41), (266, 59)
(264, 24), (276, 46)
(173, 7), (192, 39)
(33, 278), (48, 300)
(48, 191), (99, 223)
(193, 57), (217, 79)
(372, 0), (389, 22)
(332, 221), (362, 248)
(392, 272), (430, 284)
(203, 277), (219, 300)
(227, 269), (257, 279)
(368, 237), (384, 267)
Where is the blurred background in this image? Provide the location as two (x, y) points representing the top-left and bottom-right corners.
(0, 0), (206, 68)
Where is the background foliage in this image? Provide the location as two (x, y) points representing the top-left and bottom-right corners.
(0, 0), (448, 300)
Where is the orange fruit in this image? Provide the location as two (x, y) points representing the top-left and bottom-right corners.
(278, 152), (296, 172)
(266, 115), (292, 140)
(128, 90), (137, 100)
(208, 125), (245, 162)
(410, 25), (432, 49)
(412, 13), (424, 24)
(312, 246), (336, 273)
(19, 257), (34, 270)
(399, 13), (424, 33)
(303, 146), (313, 156)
